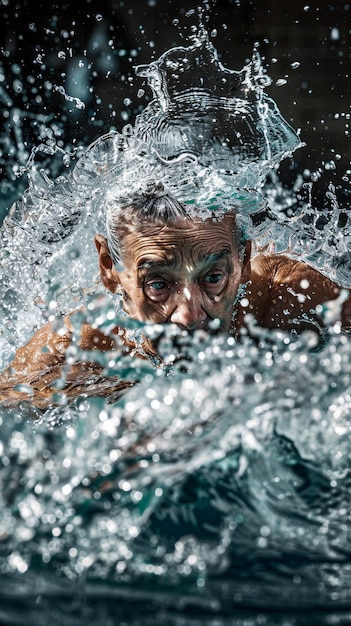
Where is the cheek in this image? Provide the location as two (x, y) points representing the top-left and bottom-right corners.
(206, 281), (239, 321)
(224, 271), (242, 303)
(118, 275), (143, 316)
(214, 295), (235, 323)
(141, 295), (175, 321)
(216, 274), (241, 315)
(125, 288), (173, 322)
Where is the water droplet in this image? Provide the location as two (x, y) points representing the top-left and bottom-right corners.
(62, 153), (71, 167)
(12, 79), (23, 93)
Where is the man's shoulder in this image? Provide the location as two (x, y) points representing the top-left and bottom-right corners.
(252, 253), (305, 278)
(251, 253), (337, 290)
(248, 252), (344, 333)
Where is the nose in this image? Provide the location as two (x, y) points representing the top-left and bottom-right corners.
(170, 285), (208, 330)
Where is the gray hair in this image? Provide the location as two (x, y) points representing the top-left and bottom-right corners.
(105, 181), (248, 267)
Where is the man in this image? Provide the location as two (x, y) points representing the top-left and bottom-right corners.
(0, 183), (349, 409)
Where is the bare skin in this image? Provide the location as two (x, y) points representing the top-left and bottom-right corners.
(96, 214), (251, 332)
(0, 214), (349, 408)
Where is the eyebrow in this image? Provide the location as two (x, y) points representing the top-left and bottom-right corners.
(198, 250), (231, 265)
(137, 250), (231, 272)
(137, 258), (175, 271)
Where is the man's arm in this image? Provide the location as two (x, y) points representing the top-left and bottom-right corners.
(0, 312), (161, 409)
(0, 316), (121, 408)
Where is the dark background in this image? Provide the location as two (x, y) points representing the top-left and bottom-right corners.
(1, 0), (350, 221)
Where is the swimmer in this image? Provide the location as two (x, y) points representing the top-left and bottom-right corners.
(0, 183), (350, 408)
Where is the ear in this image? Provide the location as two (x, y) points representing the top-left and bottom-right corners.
(94, 234), (120, 293)
(241, 240), (252, 283)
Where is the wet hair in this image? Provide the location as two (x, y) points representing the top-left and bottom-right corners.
(105, 181), (248, 266)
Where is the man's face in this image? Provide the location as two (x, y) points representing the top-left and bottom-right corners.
(97, 214), (251, 333)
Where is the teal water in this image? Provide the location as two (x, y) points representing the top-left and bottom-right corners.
(1, 322), (351, 625)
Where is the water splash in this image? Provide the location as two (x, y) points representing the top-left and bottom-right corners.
(0, 33), (305, 364)
(1, 30), (351, 623)
(134, 37), (300, 185)
(1, 321), (351, 617)
(53, 85), (85, 110)
(259, 180), (351, 288)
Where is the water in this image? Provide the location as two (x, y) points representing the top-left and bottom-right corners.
(2, 325), (351, 625)
(1, 16), (351, 626)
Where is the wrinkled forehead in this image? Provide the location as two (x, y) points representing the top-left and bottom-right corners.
(118, 212), (240, 265)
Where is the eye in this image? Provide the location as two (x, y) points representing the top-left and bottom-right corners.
(144, 277), (171, 301)
(203, 272), (224, 284)
(149, 280), (167, 290)
(201, 271), (227, 294)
